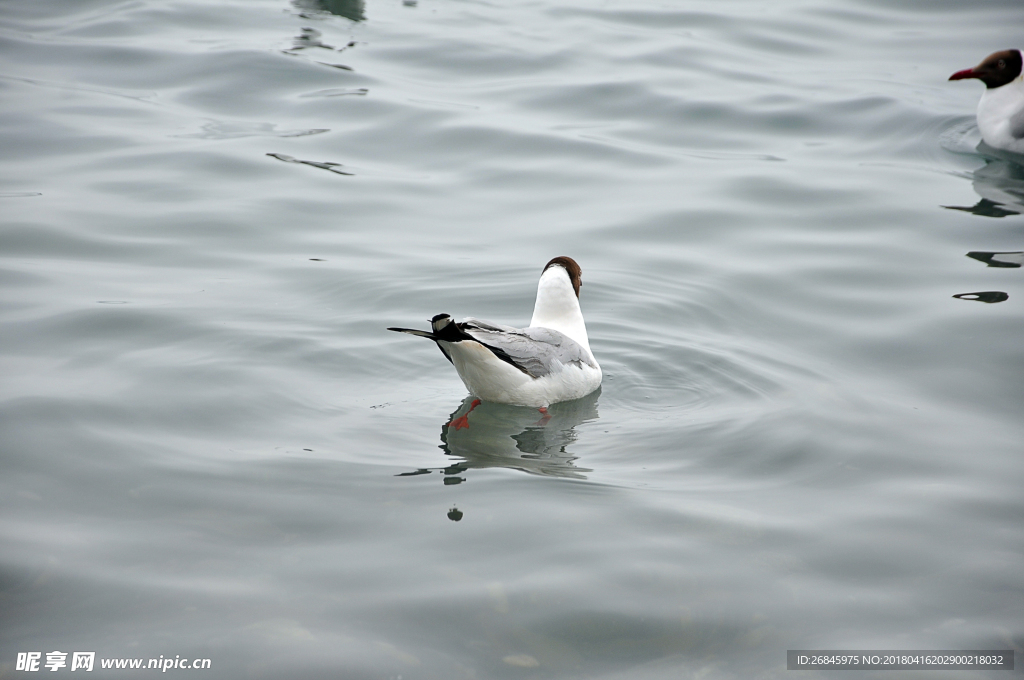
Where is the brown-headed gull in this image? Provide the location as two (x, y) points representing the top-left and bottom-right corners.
(388, 256), (602, 411)
(950, 49), (1024, 154)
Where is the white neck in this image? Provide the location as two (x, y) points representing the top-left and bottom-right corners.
(977, 76), (1024, 150)
(979, 74), (1024, 112)
(529, 266), (590, 349)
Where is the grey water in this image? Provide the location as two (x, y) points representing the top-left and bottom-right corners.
(1, 0), (1023, 678)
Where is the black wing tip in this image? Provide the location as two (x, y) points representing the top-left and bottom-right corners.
(387, 327), (437, 338)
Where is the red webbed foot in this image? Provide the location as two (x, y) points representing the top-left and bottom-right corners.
(447, 399), (482, 430)
(534, 406), (551, 426)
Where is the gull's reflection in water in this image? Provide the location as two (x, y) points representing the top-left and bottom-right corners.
(294, 0), (365, 22)
(946, 147), (1024, 304)
(952, 291), (1009, 303)
(966, 251), (1024, 269)
(398, 391), (600, 488)
(945, 146), (1024, 218)
(283, 3), (360, 73)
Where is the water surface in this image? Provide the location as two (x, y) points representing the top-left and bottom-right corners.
(2, 0), (1023, 678)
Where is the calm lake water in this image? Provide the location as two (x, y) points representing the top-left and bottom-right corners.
(2, 0), (1023, 678)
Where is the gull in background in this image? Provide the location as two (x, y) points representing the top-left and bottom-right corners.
(950, 49), (1024, 154)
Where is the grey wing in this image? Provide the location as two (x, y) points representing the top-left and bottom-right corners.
(1010, 106), (1024, 140)
(462, 324), (595, 378)
(461, 317), (520, 334)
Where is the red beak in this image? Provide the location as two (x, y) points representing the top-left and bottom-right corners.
(949, 68), (977, 81)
